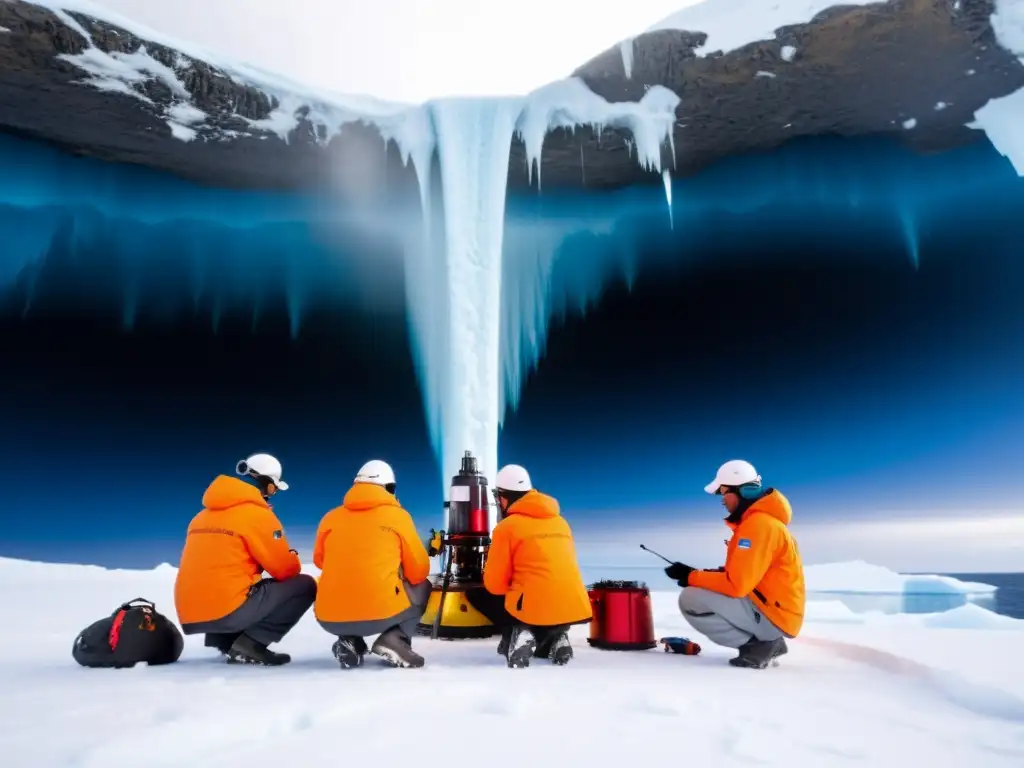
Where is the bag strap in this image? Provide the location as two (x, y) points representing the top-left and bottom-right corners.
(108, 608), (128, 651)
(118, 597), (156, 612)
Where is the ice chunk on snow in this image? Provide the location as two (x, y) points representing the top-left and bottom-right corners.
(806, 560), (997, 594)
(935, 101), (948, 110)
(902, 117), (917, 129)
(916, 603), (1023, 630)
(3, 556), (1023, 765)
(807, 599), (1023, 630)
(647, 0), (887, 57)
(780, 44), (797, 61)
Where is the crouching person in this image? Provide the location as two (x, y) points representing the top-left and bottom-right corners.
(666, 460), (806, 669)
(469, 464), (592, 669)
(174, 453), (316, 666)
(314, 460), (431, 669)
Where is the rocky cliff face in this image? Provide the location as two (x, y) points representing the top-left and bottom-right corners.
(0, 0), (1021, 193)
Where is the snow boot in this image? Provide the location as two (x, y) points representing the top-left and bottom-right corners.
(370, 628), (425, 668)
(332, 636), (367, 669)
(497, 626), (513, 656)
(505, 626), (537, 669)
(205, 632), (241, 655)
(548, 632), (573, 666)
(226, 634), (291, 666)
(729, 637), (788, 669)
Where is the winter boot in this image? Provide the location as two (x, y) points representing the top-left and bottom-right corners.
(729, 637), (788, 669)
(497, 626), (513, 656)
(371, 628), (425, 668)
(205, 632), (241, 655)
(226, 634), (291, 666)
(506, 626), (537, 669)
(548, 631), (573, 666)
(332, 636), (368, 669)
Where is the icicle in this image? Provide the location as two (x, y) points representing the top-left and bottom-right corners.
(620, 38), (635, 80)
(662, 169), (673, 230)
(429, 97), (523, 529)
(898, 205), (919, 270)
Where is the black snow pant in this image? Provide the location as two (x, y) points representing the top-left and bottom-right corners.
(182, 574), (317, 648)
(466, 587), (569, 656)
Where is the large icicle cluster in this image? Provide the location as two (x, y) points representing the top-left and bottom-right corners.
(24, 0), (683, 510)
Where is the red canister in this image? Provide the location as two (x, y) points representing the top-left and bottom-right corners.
(586, 580), (657, 651)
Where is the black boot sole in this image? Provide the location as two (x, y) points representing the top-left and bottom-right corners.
(226, 652), (291, 666)
(371, 646), (425, 668)
(507, 636), (537, 669)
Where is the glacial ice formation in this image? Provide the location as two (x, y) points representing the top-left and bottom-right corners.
(24, 0), (680, 520)
(15, 0), (1024, 516)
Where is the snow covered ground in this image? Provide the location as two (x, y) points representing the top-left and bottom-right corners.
(1, 557), (1022, 767)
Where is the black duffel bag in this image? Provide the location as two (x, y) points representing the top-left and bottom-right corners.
(72, 598), (184, 669)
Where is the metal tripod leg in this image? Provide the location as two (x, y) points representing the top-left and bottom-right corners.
(431, 537), (454, 640)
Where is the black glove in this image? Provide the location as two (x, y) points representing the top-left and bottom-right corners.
(289, 549), (299, 556)
(425, 529), (442, 557)
(664, 562), (695, 586)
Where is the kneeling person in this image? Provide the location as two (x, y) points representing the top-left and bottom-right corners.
(314, 460), (431, 669)
(174, 453), (316, 666)
(475, 464), (592, 668)
(666, 460), (806, 669)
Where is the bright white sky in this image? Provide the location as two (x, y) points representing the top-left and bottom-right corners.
(87, 0), (700, 104)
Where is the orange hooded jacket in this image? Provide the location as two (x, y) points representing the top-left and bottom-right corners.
(174, 475), (302, 625)
(688, 489), (806, 637)
(313, 483), (430, 624)
(482, 490), (592, 627)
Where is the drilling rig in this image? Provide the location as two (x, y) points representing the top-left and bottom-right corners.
(416, 450), (500, 640)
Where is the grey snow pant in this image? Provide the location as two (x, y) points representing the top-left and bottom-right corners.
(318, 579), (432, 639)
(678, 586), (786, 649)
(182, 574), (317, 647)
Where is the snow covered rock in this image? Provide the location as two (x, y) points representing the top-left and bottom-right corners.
(0, 0), (1022, 192)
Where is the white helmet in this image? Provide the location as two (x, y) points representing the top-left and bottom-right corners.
(495, 464), (532, 492)
(354, 459), (396, 487)
(237, 453), (289, 490)
(704, 459), (761, 495)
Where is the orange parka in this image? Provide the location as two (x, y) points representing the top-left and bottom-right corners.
(482, 490), (592, 627)
(689, 489), (806, 637)
(174, 475), (302, 625)
(313, 483), (430, 624)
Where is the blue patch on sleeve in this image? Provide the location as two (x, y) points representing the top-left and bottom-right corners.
(737, 538), (752, 549)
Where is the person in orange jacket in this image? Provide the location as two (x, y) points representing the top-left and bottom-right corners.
(468, 464), (592, 668)
(313, 460), (431, 669)
(174, 453), (316, 666)
(664, 459), (806, 669)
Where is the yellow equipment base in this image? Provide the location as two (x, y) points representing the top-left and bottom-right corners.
(416, 581), (498, 640)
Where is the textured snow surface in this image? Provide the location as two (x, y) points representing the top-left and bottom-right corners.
(0, 557), (1021, 767)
